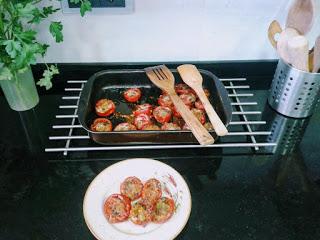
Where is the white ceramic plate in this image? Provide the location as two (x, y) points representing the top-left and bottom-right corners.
(83, 158), (192, 240)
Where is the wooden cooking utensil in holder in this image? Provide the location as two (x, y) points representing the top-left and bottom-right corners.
(177, 64), (228, 136)
(145, 65), (215, 145)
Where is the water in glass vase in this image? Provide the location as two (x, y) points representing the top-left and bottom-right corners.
(0, 67), (39, 111)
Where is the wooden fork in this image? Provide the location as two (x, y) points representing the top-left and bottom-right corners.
(145, 65), (215, 145)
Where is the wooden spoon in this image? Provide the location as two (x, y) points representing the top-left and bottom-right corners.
(286, 0), (315, 34)
(145, 65), (215, 145)
(312, 36), (320, 73)
(287, 35), (309, 71)
(268, 20), (283, 49)
(277, 27), (300, 64)
(177, 64), (228, 136)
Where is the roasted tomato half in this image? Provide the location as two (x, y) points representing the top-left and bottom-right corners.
(175, 83), (194, 95)
(153, 106), (172, 124)
(151, 197), (175, 224)
(141, 178), (162, 206)
(90, 118), (112, 132)
(195, 100), (205, 110)
(161, 122), (181, 131)
(133, 103), (153, 116)
(129, 201), (152, 226)
(142, 124), (161, 131)
(95, 99), (116, 117)
(158, 94), (173, 108)
(179, 92), (196, 106)
(114, 122), (137, 131)
(103, 194), (131, 223)
(123, 88), (141, 103)
(120, 176), (143, 200)
(134, 114), (152, 130)
(191, 108), (206, 125)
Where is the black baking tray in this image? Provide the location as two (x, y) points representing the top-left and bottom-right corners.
(78, 69), (232, 145)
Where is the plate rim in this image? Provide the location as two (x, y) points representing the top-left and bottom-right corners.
(83, 158), (192, 240)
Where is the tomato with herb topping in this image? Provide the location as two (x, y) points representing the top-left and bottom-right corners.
(95, 99), (115, 117)
(114, 122), (137, 131)
(151, 197), (175, 224)
(120, 176), (143, 200)
(153, 106), (172, 124)
(129, 201), (152, 226)
(103, 194), (131, 223)
(141, 178), (162, 206)
(90, 118), (112, 132)
(158, 94), (173, 108)
(123, 88), (141, 103)
(133, 103), (153, 116)
(134, 114), (152, 130)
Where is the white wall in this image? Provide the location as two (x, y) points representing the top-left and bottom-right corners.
(37, 0), (320, 63)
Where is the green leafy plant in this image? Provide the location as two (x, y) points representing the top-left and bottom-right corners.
(0, 0), (92, 89)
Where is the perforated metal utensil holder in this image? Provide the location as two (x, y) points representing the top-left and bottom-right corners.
(268, 59), (320, 118)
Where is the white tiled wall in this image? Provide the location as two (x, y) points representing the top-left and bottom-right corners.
(37, 0), (320, 63)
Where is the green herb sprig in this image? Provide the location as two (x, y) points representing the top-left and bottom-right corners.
(0, 0), (91, 89)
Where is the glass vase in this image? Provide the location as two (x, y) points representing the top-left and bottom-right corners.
(0, 66), (39, 111)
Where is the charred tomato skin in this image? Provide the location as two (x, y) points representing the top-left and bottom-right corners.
(103, 194), (131, 223)
(95, 99), (116, 117)
(123, 88), (142, 103)
(90, 118), (112, 132)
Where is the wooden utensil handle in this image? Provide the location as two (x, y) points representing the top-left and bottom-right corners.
(169, 93), (214, 145)
(196, 89), (228, 136)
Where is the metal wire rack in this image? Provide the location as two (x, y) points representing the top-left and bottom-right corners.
(45, 78), (276, 156)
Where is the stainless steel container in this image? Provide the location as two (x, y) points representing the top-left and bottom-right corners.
(268, 59), (320, 118)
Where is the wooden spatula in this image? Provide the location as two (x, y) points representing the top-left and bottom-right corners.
(268, 20), (283, 49)
(177, 64), (228, 136)
(287, 35), (309, 71)
(286, 0), (315, 35)
(312, 36), (320, 73)
(145, 65), (215, 145)
(277, 28), (300, 64)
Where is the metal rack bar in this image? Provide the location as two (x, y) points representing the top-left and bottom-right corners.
(229, 82), (260, 150)
(45, 142), (276, 152)
(48, 131), (272, 141)
(62, 83), (84, 156)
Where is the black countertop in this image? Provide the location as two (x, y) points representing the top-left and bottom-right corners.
(0, 61), (320, 240)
